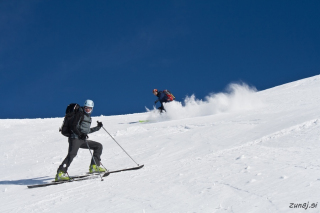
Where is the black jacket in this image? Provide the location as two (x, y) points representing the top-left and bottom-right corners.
(70, 107), (100, 139)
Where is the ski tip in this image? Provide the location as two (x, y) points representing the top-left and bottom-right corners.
(136, 164), (144, 169)
(103, 172), (110, 177)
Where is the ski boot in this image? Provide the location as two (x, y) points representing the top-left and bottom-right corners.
(55, 170), (70, 181)
(89, 164), (106, 173)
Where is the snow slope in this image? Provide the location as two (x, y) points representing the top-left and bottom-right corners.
(0, 75), (320, 213)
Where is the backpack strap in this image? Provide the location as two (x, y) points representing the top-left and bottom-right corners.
(79, 110), (85, 125)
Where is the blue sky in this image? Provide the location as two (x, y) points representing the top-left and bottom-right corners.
(1, 1), (319, 119)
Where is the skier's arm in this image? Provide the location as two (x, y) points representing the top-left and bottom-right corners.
(89, 121), (102, 134)
(89, 126), (100, 133)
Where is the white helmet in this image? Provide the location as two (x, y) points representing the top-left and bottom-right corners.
(84, 99), (94, 114)
(84, 99), (94, 107)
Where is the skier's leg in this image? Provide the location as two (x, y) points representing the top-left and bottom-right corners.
(58, 138), (82, 172)
(80, 140), (103, 166)
(160, 102), (166, 113)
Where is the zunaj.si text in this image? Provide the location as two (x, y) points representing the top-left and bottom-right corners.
(289, 202), (318, 210)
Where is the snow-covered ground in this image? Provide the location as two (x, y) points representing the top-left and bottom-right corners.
(1, 75), (320, 213)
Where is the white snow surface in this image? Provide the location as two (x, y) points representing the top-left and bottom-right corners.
(1, 75), (320, 213)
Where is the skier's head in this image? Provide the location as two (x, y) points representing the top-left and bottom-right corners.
(153, 89), (158, 96)
(84, 99), (94, 114)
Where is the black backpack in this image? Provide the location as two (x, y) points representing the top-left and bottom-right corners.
(59, 103), (81, 137)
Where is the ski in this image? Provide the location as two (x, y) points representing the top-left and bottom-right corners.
(139, 120), (149, 123)
(27, 172), (109, 189)
(109, 164), (144, 173)
(86, 164), (144, 174)
(69, 171), (110, 179)
(27, 165), (144, 189)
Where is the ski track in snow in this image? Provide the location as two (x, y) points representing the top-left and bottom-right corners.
(1, 75), (320, 212)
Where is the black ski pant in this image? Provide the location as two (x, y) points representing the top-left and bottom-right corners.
(158, 102), (166, 113)
(58, 138), (103, 173)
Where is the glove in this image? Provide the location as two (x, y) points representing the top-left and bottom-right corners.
(79, 133), (88, 140)
(97, 121), (103, 128)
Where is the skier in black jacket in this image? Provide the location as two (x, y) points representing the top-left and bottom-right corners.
(55, 99), (106, 181)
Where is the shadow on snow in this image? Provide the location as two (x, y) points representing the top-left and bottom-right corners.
(0, 176), (52, 185)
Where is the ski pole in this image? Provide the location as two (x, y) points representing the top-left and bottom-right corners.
(99, 122), (140, 166)
(85, 139), (104, 181)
